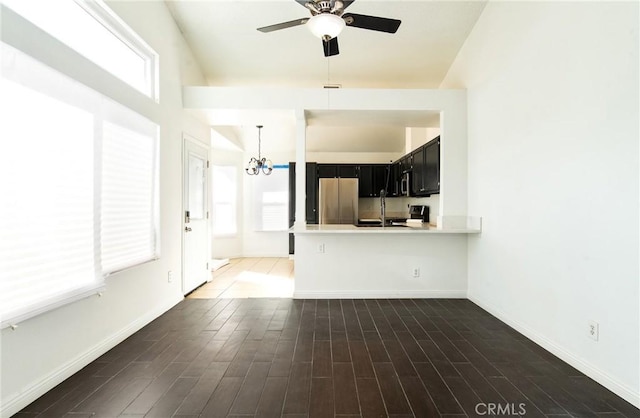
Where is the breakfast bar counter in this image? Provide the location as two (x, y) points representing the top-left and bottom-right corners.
(292, 222), (481, 234)
(292, 218), (481, 299)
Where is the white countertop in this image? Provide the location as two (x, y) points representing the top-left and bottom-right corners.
(292, 223), (481, 234)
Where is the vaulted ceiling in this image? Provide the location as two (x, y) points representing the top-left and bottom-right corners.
(165, 0), (486, 153)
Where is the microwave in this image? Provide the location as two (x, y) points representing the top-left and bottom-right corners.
(400, 172), (410, 196)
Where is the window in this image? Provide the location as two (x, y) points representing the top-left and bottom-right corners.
(2, 0), (159, 100)
(0, 69), (97, 326)
(252, 166), (289, 231)
(0, 42), (159, 328)
(101, 122), (159, 274)
(211, 166), (237, 236)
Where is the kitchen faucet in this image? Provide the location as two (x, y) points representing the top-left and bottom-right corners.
(380, 188), (386, 227)
(380, 164), (391, 227)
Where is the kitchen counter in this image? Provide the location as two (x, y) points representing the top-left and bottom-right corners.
(292, 221), (481, 234)
(291, 217), (481, 299)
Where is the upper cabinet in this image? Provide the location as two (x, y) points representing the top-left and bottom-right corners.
(409, 136), (440, 196)
(316, 163), (390, 197)
(338, 164), (358, 178)
(423, 137), (440, 195)
(317, 164), (337, 178)
(400, 154), (413, 173)
(387, 162), (401, 197)
(317, 164), (358, 178)
(358, 164), (388, 197)
(311, 134), (440, 200)
(411, 146), (425, 195)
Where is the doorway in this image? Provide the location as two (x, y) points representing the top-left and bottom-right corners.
(182, 135), (210, 294)
(187, 257), (294, 298)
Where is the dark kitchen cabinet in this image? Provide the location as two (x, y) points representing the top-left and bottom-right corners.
(411, 147), (425, 195)
(400, 154), (413, 173)
(358, 165), (373, 197)
(388, 162), (401, 197)
(423, 137), (440, 194)
(338, 164), (358, 178)
(358, 164), (375, 197)
(288, 162), (296, 228)
(410, 136), (440, 196)
(289, 162), (319, 224)
(288, 162), (296, 255)
(317, 164), (338, 178)
(306, 162), (318, 224)
(317, 164), (358, 178)
(373, 165), (388, 195)
(358, 164), (388, 197)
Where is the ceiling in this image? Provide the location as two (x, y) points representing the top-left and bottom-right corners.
(166, 0), (486, 153)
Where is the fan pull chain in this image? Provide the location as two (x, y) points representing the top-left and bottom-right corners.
(327, 57), (331, 109)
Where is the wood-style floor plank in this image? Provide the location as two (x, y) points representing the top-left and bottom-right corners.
(17, 296), (638, 418)
(333, 362), (360, 415)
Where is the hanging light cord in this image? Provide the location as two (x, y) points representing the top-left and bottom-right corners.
(257, 125), (262, 160)
(327, 57), (331, 109)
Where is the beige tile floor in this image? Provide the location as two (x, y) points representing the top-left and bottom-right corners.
(187, 257), (294, 299)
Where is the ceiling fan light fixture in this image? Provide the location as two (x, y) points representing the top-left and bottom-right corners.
(307, 13), (345, 40)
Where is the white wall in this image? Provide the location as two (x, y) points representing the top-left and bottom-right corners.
(442, 1), (639, 407)
(295, 233), (468, 298)
(242, 150), (295, 257)
(210, 148), (244, 259)
(405, 127), (441, 153)
(0, 2), (209, 416)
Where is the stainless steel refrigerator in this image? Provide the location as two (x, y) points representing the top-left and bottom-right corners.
(318, 178), (359, 224)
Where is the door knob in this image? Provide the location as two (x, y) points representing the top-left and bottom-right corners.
(185, 226), (192, 232)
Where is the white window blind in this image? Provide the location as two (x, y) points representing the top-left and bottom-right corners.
(212, 166), (237, 236)
(101, 122), (159, 274)
(0, 51), (99, 327)
(0, 42), (159, 328)
(252, 166), (289, 231)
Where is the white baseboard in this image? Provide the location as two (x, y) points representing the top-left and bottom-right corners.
(293, 290), (467, 299)
(0, 295), (183, 418)
(468, 294), (640, 409)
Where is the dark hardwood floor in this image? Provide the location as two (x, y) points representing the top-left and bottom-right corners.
(15, 299), (638, 417)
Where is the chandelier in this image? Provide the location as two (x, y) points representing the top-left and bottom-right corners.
(245, 125), (273, 176)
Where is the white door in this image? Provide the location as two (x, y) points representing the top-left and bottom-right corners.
(182, 136), (210, 294)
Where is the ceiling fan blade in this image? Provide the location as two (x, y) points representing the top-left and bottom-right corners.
(342, 13), (401, 33)
(341, 1), (356, 10)
(322, 37), (339, 57)
(257, 17), (309, 33)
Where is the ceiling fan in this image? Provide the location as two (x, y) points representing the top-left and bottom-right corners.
(257, 0), (401, 57)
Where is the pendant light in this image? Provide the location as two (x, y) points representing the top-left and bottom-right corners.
(245, 125), (273, 176)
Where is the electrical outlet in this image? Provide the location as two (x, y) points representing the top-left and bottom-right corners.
(588, 320), (599, 341)
(317, 243), (325, 253)
(412, 267), (420, 278)
(168, 270), (173, 283)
